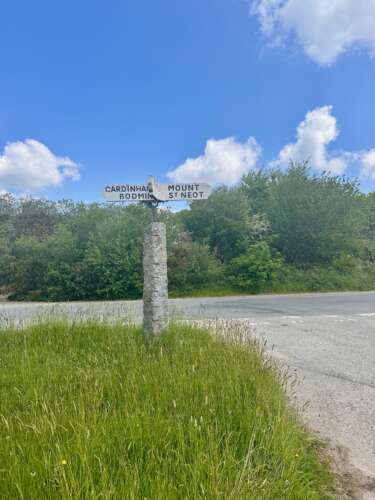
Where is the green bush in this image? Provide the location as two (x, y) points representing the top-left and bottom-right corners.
(272, 262), (375, 293)
(1, 162), (375, 301)
(168, 232), (223, 295)
(226, 242), (283, 293)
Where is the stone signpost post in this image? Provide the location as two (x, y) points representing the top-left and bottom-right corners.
(143, 222), (168, 340)
(103, 176), (212, 340)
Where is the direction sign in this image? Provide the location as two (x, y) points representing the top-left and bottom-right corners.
(103, 184), (152, 202)
(103, 178), (212, 203)
(166, 183), (212, 201)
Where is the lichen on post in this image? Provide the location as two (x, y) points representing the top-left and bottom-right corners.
(143, 222), (169, 340)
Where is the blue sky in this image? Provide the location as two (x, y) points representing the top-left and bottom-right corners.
(1, 0), (375, 200)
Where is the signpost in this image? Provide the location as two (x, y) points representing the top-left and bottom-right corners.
(103, 185), (152, 202)
(103, 180), (212, 203)
(103, 176), (212, 341)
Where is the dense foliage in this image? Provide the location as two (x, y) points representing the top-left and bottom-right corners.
(1, 163), (374, 300)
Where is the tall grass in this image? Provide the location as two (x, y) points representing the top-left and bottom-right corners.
(0, 322), (334, 499)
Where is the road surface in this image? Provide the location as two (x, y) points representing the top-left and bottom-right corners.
(1, 291), (375, 495)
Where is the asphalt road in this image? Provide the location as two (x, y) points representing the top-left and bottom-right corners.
(1, 291), (375, 494)
(170, 291), (375, 318)
(1, 290), (375, 324)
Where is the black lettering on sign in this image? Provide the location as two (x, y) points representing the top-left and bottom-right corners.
(120, 194), (124, 200)
(181, 192), (187, 198)
(116, 186), (121, 192)
(125, 193), (131, 199)
(169, 192), (174, 199)
(193, 192), (198, 198)
(168, 185), (175, 191)
(199, 192), (204, 198)
(105, 186), (110, 192)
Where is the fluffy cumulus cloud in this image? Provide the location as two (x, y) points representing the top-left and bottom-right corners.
(167, 106), (375, 187)
(360, 150), (375, 180)
(0, 139), (80, 193)
(251, 0), (375, 65)
(272, 106), (375, 182)
(273, 105), (348, 174)
(167, 137), (261, 185)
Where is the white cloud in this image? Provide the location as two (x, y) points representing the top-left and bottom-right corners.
(360, 149), (375, 180)
(0, 139), (80, 193)
(272, 105), (349, 174)
(251, 0), (375, 65)
(167, 137), (261, 185)
(167, 107), (375, 188)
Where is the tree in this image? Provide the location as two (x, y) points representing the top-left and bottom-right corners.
(181, 188), (268, 262)
(79, 208), (147, 300)
(168, 232), (223, 294)
(13, 198), (60, 240)
(241, 170), (271, 214)
(359, 191), (375, 262)
(243, 163), (362, 264)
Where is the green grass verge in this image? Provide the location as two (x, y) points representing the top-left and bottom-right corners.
(0, 322), (335, 499)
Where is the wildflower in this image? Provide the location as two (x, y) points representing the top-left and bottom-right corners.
(60, 459), (67, 466)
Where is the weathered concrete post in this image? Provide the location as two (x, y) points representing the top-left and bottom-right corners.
(143, 222), (169, 340)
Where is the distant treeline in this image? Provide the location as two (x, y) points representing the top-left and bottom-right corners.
(1, 163), (375, 301)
